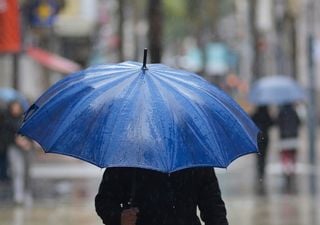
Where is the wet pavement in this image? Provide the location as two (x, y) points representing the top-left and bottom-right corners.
(1, 125), (320, 225)
(219, 157), (320, 225)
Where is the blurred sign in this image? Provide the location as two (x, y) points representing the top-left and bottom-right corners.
(26, 46), (81, 74)
(179, 47), (202, 72)
(54, 0), (98, 37)
(0, 0), (21, 53)
(28, 0), (59, 27)
(205, 43), (230, 76)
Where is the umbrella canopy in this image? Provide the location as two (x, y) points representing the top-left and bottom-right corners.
(0, 87), (29, 110)
(248, 75), (306, 105)
(19, 57), (258, 173)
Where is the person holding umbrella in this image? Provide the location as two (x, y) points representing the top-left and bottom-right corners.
(248, 75), (305, 192)
(95, 167), (228, 225)
(18, 50), (258, 224)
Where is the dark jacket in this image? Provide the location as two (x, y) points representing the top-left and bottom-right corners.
(0, 110), (8, 152)
(4, 112), (23, 146)
(251, 106), (274, 149)
(277, 104), (300, 138)
(95, 167), (228, 225)
(251, 106), (273, 133)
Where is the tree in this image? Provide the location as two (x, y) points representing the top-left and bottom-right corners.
(249, 0), (262, 80)
(148, 0), (163, 63)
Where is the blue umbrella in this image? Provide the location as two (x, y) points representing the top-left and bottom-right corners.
(0, 87), (29, 110)
(19, 50), (258, 173)
(248, 75), (306, 105)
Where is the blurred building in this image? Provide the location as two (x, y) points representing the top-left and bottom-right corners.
(0, 0), (102, 100)
(54, 0), (98, 66)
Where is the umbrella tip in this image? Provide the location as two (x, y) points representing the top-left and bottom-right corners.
(142, 48), (148, 70)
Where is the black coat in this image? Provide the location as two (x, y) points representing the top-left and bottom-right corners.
(4, 112), (22, 145)
(95, 167), (228, 225)
(0, 110), (8, 152)
(277, 105), (300, 138)
(0, 111), (22, 152)
(251, 106), (274, 150)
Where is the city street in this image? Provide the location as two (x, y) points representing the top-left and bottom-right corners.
(1, 125), (319, 225)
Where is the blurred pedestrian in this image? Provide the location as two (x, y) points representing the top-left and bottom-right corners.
(6, 100), (33, 205)
(95, 167), (228, 225)
(251, 105), (274, 191)
(277, 103), (301, 188)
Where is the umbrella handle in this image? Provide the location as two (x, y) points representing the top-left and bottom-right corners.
(142, 48), (148, 70)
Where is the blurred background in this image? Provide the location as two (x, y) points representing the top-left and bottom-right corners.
(0, 0), (320, 224)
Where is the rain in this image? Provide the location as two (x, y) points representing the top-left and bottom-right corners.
(0, 0), (319, 225)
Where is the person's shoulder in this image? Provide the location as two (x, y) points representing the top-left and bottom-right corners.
(177, 167), (215, 176)
(104, 167), (128, 176)
(102, 167), (133, 182)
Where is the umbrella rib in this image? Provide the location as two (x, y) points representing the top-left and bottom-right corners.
(41, 70), (139, 151)
(152, 70), (258, 165)
(144, 75), (177, 171)
(150, 73), (228, 168)
(99, 70), (144, 166)
(36, 66), (132, 107)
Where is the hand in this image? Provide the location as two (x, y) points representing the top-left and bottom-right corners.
(15, 136), (33, 151)
(121, 207), (139, 225)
